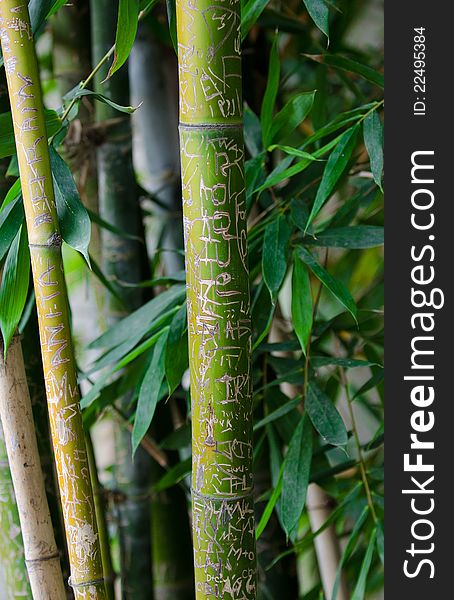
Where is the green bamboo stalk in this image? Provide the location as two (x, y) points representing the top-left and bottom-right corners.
(176, 1), (257, 597)
(22, 306), (73, 596)
(90, 1), (154, 597)
(0, 2), (107, 597)
(86, 432), (115, 600)
(0, 420), (31, 598)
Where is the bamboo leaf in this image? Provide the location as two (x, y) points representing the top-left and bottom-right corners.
(311, 356), (381, 369)
(107, 0), (140, 79)
(351, 528), (377, 600)
(376, 521), (384, 565)
(29, 0), (66, 32)
(160, 424), (191, 450)
(244, 104), (263, 157)
(50, 146), (91, 264)
(89, 284), (185, 350)
(87, 209), (143, 242)
(261, 35), (280, 146)
(166, 0), (177, 52)
(332, 506), (369, 600)
(154, 457), (191, 492)
(297, 246), (357, 320)
(306, 225), (384, 249)
(0, 193), (24, 262)
(63, 86), (138, 115)
(292, 250), (312, 354)
(256, 463), (284, 539)
(165, 303), (188, 394)
(303, 0), (329, 40)
(305, 54), (384, 88)
(262, 214), (292, 303)
(241, 0), (270, 40)
(256, 132), (343, 194)
(267, 91), (316, 146)
(364, 111), (384, 190)
(254, 396), (301, 431)
(0, 109), (61, 159)
(0, 225), (30, 355)
(281, 414), (312, 536)
(306, 124), (360, 230)
(306, 382), (348, 446)
(132, 332), (168, 454)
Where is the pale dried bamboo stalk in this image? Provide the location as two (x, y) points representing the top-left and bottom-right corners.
(0, 336), (66, 599)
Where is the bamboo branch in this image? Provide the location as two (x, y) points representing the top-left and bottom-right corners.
(0, 2), (107, 597)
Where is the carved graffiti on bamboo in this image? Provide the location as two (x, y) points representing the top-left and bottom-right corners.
(178, 1), (242, 120)
(181, 124), (256, 597)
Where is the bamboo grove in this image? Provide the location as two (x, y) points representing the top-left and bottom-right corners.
(0, 1), (384, 599)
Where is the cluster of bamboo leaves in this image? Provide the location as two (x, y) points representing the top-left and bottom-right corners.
(0, 0), (383, 597)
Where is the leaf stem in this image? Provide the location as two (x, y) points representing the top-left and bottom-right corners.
(340, 367), (378, 523)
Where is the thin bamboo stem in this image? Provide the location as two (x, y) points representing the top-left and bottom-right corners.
(0, 420), (31, 598)
(89, 2), (154, 597)
(176, 1), (257, 597)
(0, 2), (107, 597)
(0, 335), (66, 599)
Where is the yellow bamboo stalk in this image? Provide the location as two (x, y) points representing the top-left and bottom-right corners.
(0, 2), (107, 597)
(0, 335), (66, 599)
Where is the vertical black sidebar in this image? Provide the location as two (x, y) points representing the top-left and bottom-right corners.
(387, 3), (452, 597)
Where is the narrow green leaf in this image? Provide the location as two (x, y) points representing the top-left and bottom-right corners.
(155, 457), (191, 492)
(256, 132), (343, 194)
(0, 194), (24, 262)
(49, 146), (91, 264)
(256, 463), (284, 539)
(63, 86), (138, 115)
(29, 0), (67, 32)
(311, 356), (381, 369)
(267, 91), (316, 146)
(262, 214), (292, 303)
(303, 0), (329, 39)
(306, 124), (360, 230)
(281, 414), (312, 536)
(254, 396), (301, 431)
(0, 109), (61, 159)
(306, 382), (348, 446)
(166, 0), (177, 52)
(165, 303), (188, 394)
(351, 528), (377, 600)
(307, 225), (384, 249)
(89, 254), (125, 305)
(261, 36), (280, 146)
(364, 111), (384, 190)
(87, 209), (142, 242)
(297, 246), (357, 319)
(132, 331), (168, 454)
(305, 54), (384, 88)
(241, 0), (270, 40)
(292, 251), (312, 354)
(244, 104), (263, 157)
(89, 284), (185, 350)
(0, 226), (30, 355)
(376, 522), (384, 565)
(0, 178), (21, 211)
(160, 424), (191, 450)
(332, 506), (369, 600)
(107, 0), (139, 79)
